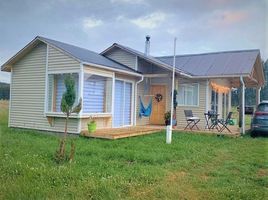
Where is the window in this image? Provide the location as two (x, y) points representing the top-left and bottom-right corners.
(178, 83), (199, 106)
(211, 90), (218, 113)
(113, 80), (133, 127)
(47, 73), (79, 112)
(83, 74), (112, 113)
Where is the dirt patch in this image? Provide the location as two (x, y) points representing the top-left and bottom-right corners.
(166, 171), (187, 182)
(257, 168), (268, 177)
(0, 100), (9, 109)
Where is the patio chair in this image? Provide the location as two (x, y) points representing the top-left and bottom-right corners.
(218, 112), (233, 133)
(184, 110), (200, 130)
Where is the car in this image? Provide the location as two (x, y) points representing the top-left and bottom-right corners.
(251, 101), (268, 136)
(237, 106), (254, 115)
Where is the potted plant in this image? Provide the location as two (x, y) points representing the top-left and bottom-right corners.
(164, 111), (171, 126)
(87, 118), (97, 133)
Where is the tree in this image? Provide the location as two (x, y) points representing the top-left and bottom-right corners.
(261, 59), (268, 101)
(232, 59), (268, 106)
(55, 74), (82, 163)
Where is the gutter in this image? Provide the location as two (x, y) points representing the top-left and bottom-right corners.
(81, 61), (142, 77)
(191, 74), (249, 79)
(134, 75), (144, 126)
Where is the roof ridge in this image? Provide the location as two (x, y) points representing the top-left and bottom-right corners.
(156, 49), (260, 58)
(37, 36), (100, 55)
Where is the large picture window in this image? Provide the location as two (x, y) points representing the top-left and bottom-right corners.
(178, 83), (199, 106)
(47, 73), (79, 112)
(83, 74), (112, 114)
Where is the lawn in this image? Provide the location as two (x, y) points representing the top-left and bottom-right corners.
(0, 101), (267, 200)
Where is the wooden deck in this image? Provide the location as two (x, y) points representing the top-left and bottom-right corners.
(174, 125), (242, 137)
(80, 124), (243, 140)
(81, 126), (164, 139)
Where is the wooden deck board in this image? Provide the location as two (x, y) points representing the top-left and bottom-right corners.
(81, 125), (242, 140)
(81, 126), (164, 140)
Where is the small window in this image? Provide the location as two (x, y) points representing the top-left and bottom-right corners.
(83, 74), (112, 113)
(47, 73), (79, 112)
(178, 83), (199, 106)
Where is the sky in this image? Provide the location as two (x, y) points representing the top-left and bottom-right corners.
(0, 0), (267, 83)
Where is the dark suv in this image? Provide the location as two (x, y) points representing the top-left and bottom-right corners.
(251, 101), (268, 136)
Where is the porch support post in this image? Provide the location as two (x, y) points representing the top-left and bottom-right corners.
(240, 76), (245, 134)
(218, 92), (223, 118)
(78, 63), (84, 133)
(256, 87), (261, 106)
(205, 79), (210, 113)
(228, 90), (232, 113)
(224, 93), (227, 119)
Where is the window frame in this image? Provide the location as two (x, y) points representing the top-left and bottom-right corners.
(113, 78), (135, 127)
(82, 71), (113, 116)
(177, 83), (199, 107)
(45, 71), (80, 116)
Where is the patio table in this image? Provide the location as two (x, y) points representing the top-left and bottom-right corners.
(204, 112), (220, 131)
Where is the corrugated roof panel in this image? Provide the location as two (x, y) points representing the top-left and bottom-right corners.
(157, 49), (260, 77)
(38, 37), (139, 74)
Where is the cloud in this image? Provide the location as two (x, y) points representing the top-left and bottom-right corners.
(130, 12), (167, 29)
(82, 17), (103, 30)
(110, 0), (146, 4)
(209, 10), (249, 27)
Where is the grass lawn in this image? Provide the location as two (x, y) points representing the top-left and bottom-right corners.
(0, 101), (267, 200)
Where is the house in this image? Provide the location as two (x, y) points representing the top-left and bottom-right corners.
(1, 36), (265, 134)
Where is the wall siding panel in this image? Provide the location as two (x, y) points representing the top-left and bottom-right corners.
(176, 79), (207, 129)
(48, 46), (80, 72)
(10, 43), (79, 133)
(105, 47), (136, 70)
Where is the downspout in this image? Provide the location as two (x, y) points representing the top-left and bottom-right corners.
(134, 75), (144, 126)
(240, 76), (245, 134)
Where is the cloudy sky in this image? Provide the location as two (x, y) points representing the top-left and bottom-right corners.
(0, 0), (267, 83)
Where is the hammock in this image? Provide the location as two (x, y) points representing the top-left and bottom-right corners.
(139, 96), (152, 117)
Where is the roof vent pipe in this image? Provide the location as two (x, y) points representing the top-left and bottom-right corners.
(145, 35), (150, 56)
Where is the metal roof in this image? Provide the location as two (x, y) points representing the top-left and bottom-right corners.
(156, 50), (260, 77)
(37, 37), (139, 74)
(101, 43), (192, 77)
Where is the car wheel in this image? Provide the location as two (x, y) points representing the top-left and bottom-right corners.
(251, 130), (257, 138)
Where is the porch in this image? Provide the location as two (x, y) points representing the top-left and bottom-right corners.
(80, 124), (242, 140)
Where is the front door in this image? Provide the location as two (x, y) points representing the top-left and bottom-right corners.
(150, 85), (166, 125)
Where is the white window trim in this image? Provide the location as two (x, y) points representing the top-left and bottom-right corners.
(178, 83), (199, 107)
(45, 72), (80, 115)
(47, 70), (80, 75)
(82, 71), (113, 115)
(44, 44), (49, 115)
(8, 68), (13, 127)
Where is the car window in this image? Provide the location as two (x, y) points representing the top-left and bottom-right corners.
(257, 104), (268, 112)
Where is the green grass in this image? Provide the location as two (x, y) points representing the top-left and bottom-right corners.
(231, 106), (252, 126)
(0, 101), (268, 199)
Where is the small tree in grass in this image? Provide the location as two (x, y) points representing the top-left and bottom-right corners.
(55, 74), (82, 163)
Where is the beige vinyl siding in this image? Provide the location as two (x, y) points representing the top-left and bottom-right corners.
(10, 42), (79, 133)
(48, 45), (80, 73)
(81, 117), (112, 131)
(176, 79), (207, 128)
(105, 47), (137, 70)
(136, 81), (150, 125)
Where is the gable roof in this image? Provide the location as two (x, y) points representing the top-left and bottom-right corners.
(156, 49), (261, 77)
(1, 36), (141, 76)
(101, 43), (192, 77)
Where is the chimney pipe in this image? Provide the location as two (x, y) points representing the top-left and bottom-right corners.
(145, 35), (150, 56)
